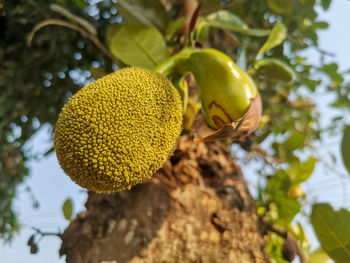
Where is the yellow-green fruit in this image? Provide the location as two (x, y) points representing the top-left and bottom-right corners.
(188, 49), (258, 130)
(54, 67), (183, 193)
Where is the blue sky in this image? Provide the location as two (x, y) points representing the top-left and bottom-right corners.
(1, 1), (350, 262)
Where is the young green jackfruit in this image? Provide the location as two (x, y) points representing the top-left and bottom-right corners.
(188, 49), (258, 130)
(54, 67), (183, 193)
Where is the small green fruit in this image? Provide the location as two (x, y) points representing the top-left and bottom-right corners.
(188, 49), (258, 130)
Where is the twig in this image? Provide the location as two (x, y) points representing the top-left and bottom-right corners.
(27, 19), (120, 65)
(32, 227), (62, 238)
(50, 4), (97, 36)
(251, 143), (281, 166)
(237, 136), (281, 168)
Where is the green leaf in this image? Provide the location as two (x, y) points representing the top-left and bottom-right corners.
(311, 204), (350, 263)
(311, 203), (350, 263)
(319, 63), (344, 84)
(276, 195), (301, 222)
(321, 0), (331, 10)
(311, 21), (329, 30)
(268, 169), (292, 194)
(254, 58), (296, 83)
(283, 131), (306, 151)
(203, 10), (270, 37)
(268, 0), (293, 14)
(109, 25), (170, 69)
(257, 23), (287, 56)
(341, 125), (350, 175)
(309, 247), (331, 263)
(62, 198), (73, 221)
(116, 0), (169, 32)
(106, 23), (122, 49)
(288, 156), (316, 185)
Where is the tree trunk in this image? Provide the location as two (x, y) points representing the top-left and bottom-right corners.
(59, 135), (269, 263)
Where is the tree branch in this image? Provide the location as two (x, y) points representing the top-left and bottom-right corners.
(32, 227), (61, 238)
(50, 4), (97, 36)
(27, 19), (120, 65)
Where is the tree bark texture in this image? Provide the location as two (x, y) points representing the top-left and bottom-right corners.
(60, 136), (269, 263)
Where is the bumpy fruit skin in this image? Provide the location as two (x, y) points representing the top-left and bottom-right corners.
(54, 67), (183, 193)
(188, 49), (258, 130)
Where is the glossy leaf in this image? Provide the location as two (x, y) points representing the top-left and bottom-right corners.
(254, 58), (296, 83)
(268, 0), (292, 14)
(62, 198), (73, 221)
(341, 125), (350, 175)
(116, 0), (169, 32)
(203, 10), (270, 37)
(109, 25), (170, 69)
(257, 23), (287, 56)
(309, 247), (331, 263)
(311, 203), (350, 263)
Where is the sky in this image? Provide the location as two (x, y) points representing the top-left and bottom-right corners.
(1, 1), (350, 262)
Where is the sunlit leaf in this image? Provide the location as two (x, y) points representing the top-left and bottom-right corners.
(254, 58), (296, 83)
(116, 0), (169, 32)
(288, 156), (316, 185)
(276, 195), (301, 222)
(109, 25), (170, 69)
(268, 0), (292, 14)
(62, 198), (73, 221)
(341, 125), (350, 175)
(203, 10), (270, 37)
(257, 23), (287, 56)
(309, 247), (331, 263)
(311, 203), (350, 263)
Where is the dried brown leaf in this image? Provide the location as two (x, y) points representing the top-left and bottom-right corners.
(192, 94), (262, 143)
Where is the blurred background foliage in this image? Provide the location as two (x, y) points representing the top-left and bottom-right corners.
(1, 0), (350, 262)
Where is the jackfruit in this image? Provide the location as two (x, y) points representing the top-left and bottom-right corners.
(54, 67), (183, 193)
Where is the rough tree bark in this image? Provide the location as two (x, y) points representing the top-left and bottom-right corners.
(59, 136), (269, 263)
